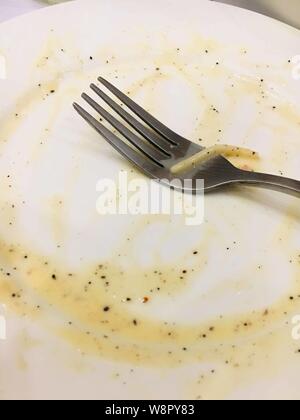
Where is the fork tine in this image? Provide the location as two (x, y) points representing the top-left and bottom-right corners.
(82, 93), (168, 164)
(90, 83), (173, 153)
(73, 103), (163, 176)
(98, 77), (184, 145)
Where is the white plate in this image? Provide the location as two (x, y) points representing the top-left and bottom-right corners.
(0, 0), (299, 400)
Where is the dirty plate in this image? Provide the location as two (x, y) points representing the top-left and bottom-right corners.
(0, 0), (299, 400)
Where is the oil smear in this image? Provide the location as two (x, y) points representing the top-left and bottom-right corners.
(0, 32), (299, 401)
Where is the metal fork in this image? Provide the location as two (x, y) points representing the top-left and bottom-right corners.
(73, 77), (300, 197)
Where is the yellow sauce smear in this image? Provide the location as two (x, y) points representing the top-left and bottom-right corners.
(0, 228), (299, 370)
(0, 33), (300, 400)
(171, 145), (259, 174)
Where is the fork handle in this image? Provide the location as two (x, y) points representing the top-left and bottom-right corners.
(235, 170), (300, 198)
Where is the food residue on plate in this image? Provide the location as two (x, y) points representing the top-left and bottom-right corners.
(0, 31), (299, 399)
(171, 145), (259, 174)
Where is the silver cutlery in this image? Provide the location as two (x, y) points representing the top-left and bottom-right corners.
(74, 77), (300, 197)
